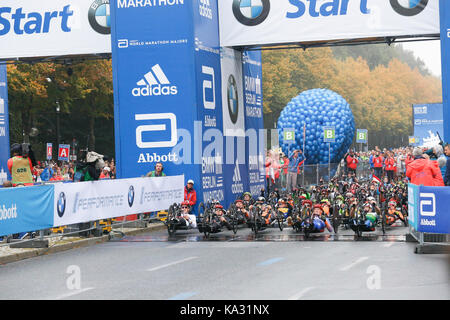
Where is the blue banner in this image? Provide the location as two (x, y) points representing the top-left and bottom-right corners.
(0, 65), (10, 185)
(407, 183), (419, 231)
(0, 185), (54, 236)
(415, 185), (450, 234)
(110, 1), (200, 187)
(243, 50), (265, 198)
(413, 103), (444, 147)
(440, 0), (450, 143)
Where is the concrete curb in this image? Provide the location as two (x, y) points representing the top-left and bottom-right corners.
(0, 223), (167, 265)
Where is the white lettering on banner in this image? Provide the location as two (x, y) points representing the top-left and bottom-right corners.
(137, 152), (178, 163)
(117, 0), (184, 9)
(203, 189), (224, 202)
(199, 0), (212, 20)
(202, 65), (215, 110)
(132, 64), (178, 97)
(420, 218), (436, 226)
(135, 113), (177, 149)
(0, 204), (18, 220)
(0, 127), (5, 136)
(420, 193), (436, 217)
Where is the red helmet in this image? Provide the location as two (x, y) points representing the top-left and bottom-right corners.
(313, 204), (323, 211)
(181, 201), (190, 207)
(214, 204), (224, 209)
(235, 199), (243, 203)
(302, 200), (312, 206)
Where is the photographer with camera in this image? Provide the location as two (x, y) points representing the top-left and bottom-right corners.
(7, 143), (37, 187)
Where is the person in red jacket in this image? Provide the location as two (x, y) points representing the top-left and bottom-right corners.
(184, 179), (197, 214)
(406, 148), (445, 186)
(346, 150), (358, 174)
(384, 152), (396, 183)
(373, 152), (384, 179)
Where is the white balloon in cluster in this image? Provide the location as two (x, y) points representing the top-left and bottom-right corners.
(278, 88), (355, 165)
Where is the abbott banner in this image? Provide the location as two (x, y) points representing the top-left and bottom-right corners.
(53, 175), (184, 227)
(0, 0), (111, 59)
(219, 0), (440, 47)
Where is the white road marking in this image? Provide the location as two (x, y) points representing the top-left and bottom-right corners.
(340, 257), (369, 271)
(147, 256), (198, 272)
(55, 287), (94, 300)
(383, 242), (395, 248)
(288, 287), (316, 300)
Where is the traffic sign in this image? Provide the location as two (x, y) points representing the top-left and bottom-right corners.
(58, 144), (70, 161)
(356, 129), (368, 144)
(283, 128), (295, 144)
(323, 126), (335, 143)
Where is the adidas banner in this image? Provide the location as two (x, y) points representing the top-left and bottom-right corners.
(53, 176), (184, 227)
(0, 65), (9, 186)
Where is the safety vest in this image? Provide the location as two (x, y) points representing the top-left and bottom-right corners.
(11, 156), (33, 184)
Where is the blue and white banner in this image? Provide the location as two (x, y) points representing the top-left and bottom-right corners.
(53, 175), (184, 227)
(440, 0), (450, 143)
(0, 185), (54, 236)
(243, 50), (265, 198)
(416, 185), (450, 234)
(408, 183), (419, 231)
(0, 65), (10, 185)
(413, 103), (444, 147)
(110, 0), (198, 185)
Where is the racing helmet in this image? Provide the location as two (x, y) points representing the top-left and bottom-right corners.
(256, 196), (265, 203)
(302, 199), (312, 207)
(388, 200), (397, 207)
(181, 200), (190, 207)
(313, 204), (324, 212)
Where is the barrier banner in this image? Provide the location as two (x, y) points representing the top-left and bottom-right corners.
(0, 65), (9, 185)
(413, 103), (444, 147)
(440, 0), (450, 143)
(0, 185), (54, 237)
(219, 0), (440, 47)
(0, 0), (111, 60)
(53, 175), (184, 227)
(415, 185), (450, 234)
(409, 183), (450, 234)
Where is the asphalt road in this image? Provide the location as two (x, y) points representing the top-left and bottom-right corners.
(0, 225), (448, 300)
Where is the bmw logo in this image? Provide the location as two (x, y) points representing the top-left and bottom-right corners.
(88, 0), (111, 35)
(390, 0), (428, 16)
(57, 192), (66, 218)
(232, 0), (270, 26)
(227, 75), (239, 125)
(128, 186), (135, 207)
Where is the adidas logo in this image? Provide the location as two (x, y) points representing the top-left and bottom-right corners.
(233, 160), (241, 182)
(132, 64), (178, 97)
(232, 160), (244, 194)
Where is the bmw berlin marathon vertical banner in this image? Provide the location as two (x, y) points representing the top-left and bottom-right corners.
(440, 0), (450, 143)
(243, 50), (265, 198)
(0, 65), (10, 185)
(193, 0), (226, 206)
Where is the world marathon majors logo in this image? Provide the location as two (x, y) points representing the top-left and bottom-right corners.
(88, 0), (111, 35)
(390, 0), (428, 16)
(227, 74), (239, 124)
(232, 0), (270, 26)
(57, 192), (66, 218)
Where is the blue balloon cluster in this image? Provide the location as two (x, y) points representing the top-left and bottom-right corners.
(278, 88), (355, 165)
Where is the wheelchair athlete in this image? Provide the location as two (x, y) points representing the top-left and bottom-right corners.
(175, 201), (197, 229)
(208, 204), (233, 233)
(234, 199), (251, 221)
(302, 204), (333, 233)
(349, 201), (379, 233)
(386, 199), (407, 226)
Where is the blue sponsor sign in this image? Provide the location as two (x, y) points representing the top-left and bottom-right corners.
(0, 185), (54, 236)
(0, 65), (10, 185)
(413, 103), (444, 147)
(440, 0), (450, 143)
(407, 183), (419, 231)
(416, 186), (450, 234)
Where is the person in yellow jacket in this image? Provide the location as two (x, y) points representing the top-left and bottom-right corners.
(7, 143), (34, 186)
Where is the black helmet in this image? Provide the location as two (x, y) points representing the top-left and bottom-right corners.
(11, 143), (21, 154)
(256, 196), (265, 203)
